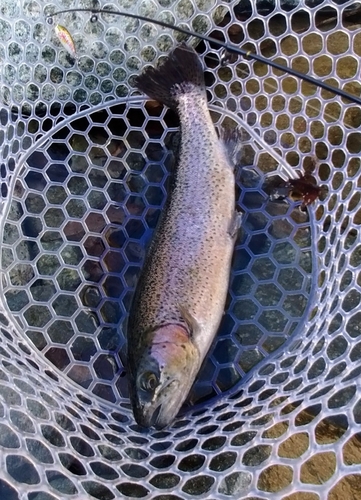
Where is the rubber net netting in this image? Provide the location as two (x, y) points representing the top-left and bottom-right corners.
(0, 0), (360, 498)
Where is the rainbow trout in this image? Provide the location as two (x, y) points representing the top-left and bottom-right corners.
(127, 43), (240, 428)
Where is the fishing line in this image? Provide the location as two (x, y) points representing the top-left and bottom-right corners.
(231, 64), (353, 129)
(46, 7), (361, 106)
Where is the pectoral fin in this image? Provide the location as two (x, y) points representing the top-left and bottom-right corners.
(178, 304), (200, 338)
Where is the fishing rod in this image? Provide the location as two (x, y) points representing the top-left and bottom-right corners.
(46, 7), (361, 107)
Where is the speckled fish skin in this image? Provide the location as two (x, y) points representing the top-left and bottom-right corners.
(126, 43), (239, 429)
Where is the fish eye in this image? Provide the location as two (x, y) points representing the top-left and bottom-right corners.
(138, 371), (158, 392)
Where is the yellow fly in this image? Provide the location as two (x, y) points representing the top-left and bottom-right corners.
(54, 24), (77, 59)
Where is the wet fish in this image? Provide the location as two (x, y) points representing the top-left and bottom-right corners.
(126, 43), (240, 429)
(54, 24), (77, 59)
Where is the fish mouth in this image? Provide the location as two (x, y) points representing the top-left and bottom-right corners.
(134, 402), (166, 429)
(149, 404), (163, 428)
(150, 403), (177, 430)
(134, 384), (182, 429)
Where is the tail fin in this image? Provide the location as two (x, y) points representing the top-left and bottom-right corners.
(135, 42), (205, 110)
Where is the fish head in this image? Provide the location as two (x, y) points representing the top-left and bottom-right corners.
(129, 324), (200, 429)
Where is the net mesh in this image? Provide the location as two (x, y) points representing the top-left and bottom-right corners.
(0, 0), (361, 498)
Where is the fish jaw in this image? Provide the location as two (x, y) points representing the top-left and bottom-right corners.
(128, 324), (200, 429)
(132, 379), (189, 429)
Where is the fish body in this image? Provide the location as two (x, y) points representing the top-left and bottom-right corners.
(54, 24), (77, 59)
(126, 44), (239, 429)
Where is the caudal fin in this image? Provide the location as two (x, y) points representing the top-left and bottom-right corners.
(135, 42), (205, 110)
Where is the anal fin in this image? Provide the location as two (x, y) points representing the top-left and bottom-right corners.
(220, 127), (242, 168)
(228, 211), (243, 239)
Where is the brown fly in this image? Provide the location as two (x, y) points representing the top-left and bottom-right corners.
(269, 173), (324, 209)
